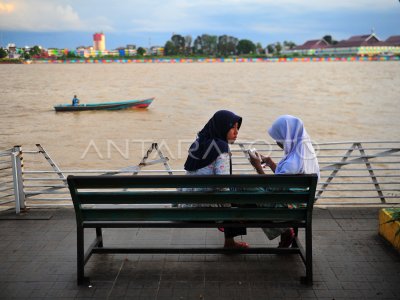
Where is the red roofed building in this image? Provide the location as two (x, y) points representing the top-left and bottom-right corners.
(283, 39), (329, 55)
(331, 33), (381, 50)
(284, 32), (400, 56)
(385, 35), (400, 46)
(322, 33), (400, 56)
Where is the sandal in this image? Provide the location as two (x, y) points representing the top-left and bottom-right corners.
(224, 241), (249, 249)
(278, 228), (295, 248)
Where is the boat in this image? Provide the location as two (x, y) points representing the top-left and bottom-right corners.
(54, 97), (154, 112)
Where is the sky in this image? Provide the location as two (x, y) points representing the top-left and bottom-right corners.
(0, 0), (400, 49)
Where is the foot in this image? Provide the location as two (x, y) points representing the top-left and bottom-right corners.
(278, 228), (295, 248)
(224, 240), (249, 249)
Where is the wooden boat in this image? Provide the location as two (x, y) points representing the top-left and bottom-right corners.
(54, 97), (154, 112)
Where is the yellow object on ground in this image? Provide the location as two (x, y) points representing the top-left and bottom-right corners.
(379, 208), (400, 251)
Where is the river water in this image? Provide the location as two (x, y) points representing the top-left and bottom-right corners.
(0, 62), (399, 170)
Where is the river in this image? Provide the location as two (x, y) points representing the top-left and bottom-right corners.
(1, 61), (399, 170)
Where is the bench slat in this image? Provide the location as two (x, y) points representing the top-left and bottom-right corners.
(91, 247), (300, 255)
(76, 191), (311, 205)
(80, 207), (307, 222)
(69, 174), (316, 189)
(82, 221), (304, 228)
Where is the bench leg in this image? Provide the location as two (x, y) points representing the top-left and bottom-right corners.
(96, 227), (103, 247)
(292, 227), (299, 248)
(301, 223), (313, 285)
(77, 226), (88, 285)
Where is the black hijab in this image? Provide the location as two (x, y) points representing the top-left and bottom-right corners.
(184, 110), (242, 171)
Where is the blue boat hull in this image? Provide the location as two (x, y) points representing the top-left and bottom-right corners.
(54, 97), (154, 112)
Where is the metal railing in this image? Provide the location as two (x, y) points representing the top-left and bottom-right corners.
(0, 146), (26, 213)
(232, 141), (400, 205)
(1, 141), (399, 213)
(12, 143), (173, 209)
(0, 148), (15, 209)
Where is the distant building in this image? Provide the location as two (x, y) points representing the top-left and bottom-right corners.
(76, 45), (114, 58)
(117, 48), (137, 56)
(76, 45), (91, 51)
(44, 48), (70, 58)
(150, 46), (164, 56)
(325, 33), (381, 56)
(6, 43), (19, 59)
(93, 32), (106, 51)
(283, 33), (400, 56)
(337, 33), (380, 46)
(322, 33), (400, 56)
(47, 48), (60, 58)
(283, 39), (329, 56)
(385, 35), (400, 46)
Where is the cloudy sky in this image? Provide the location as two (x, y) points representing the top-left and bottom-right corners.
(1, 0), (399, 49)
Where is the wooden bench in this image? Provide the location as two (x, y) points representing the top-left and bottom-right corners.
(67, 174), (318, 285)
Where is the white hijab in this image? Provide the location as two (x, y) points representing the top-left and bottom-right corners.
(268, 115), (320, 178)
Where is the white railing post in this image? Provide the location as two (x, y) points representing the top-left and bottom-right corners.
(11, 146), (25, 213)
(315, 143), (357, 200)
(134, 143), (173, 175)
(356, 142), (386, 204)
(154, 143), (173, 175)
(11, 152), (21, 214)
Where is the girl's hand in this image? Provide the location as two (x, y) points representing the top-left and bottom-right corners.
(259, 155), (271, 166)
(248, 150), (262, 167)
(259, 155), (277, 173)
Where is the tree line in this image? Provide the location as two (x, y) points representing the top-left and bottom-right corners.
(0, 45), (41, 60)
(0, 34), (341, 60)
(163, 33), (298, 56)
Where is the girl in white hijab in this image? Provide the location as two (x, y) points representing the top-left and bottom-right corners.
(249, 115), (320, 247)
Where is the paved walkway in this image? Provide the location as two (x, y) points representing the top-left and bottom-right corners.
(0, 207), (399, 299)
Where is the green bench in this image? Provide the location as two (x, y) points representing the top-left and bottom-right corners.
(67, 174), (318, 285)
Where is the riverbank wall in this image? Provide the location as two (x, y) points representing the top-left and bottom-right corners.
(23, 55), (400, 64)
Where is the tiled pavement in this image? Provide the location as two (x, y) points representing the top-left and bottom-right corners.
(0, 207), (399, 299)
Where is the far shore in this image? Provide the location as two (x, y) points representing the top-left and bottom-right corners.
(1, 55), (399, 64)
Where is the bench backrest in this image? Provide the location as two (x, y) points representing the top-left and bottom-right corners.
(67, 174), (318, 225)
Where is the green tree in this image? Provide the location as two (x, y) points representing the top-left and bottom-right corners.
(67, 51), (79, 59)
(137, 47), (146, 56)
(237, 39), (256, 55)
(255, 42), (265, 54)
(218, 35), (238, 56)
(171, 34), (185, 54)
(23, 52), (31, 60)
(29, 45), (41, 57)
(201, 34), (218, 56)
(323, 35), (338, 45)
(184, 35), (192, 55)
(193, 36), (203, 54)
(164, 41), (177, 56)
(275, 42), (282, 55)
(266, 44), (275, 55)
(283, 40), (296, 50)
(0, 48), (7, 59)
(323, 35), (332, 44)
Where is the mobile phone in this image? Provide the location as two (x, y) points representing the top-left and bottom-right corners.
(248, 148), (257, 155)
(248, 148), (267, 167)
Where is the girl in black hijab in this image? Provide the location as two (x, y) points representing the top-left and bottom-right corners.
(183, 110), (248, 248)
